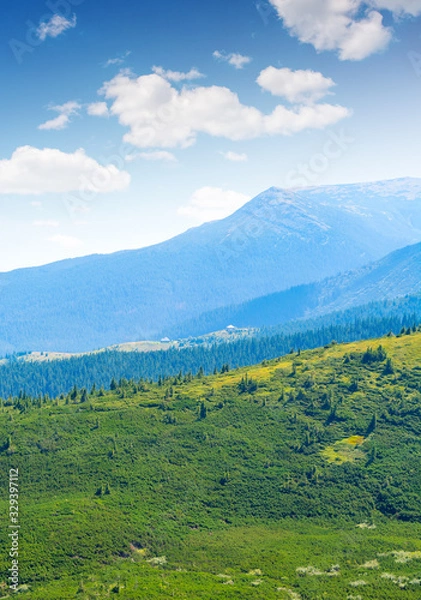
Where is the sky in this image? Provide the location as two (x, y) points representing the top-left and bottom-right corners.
(1, 0), (421, 271)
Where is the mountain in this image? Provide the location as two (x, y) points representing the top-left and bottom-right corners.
(168, 241), (421, 337)
(2, 331), (421, 599)
(1, 177), (421, 354)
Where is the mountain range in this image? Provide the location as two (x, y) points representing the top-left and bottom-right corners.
(168, 240), (421, 337)
(1, 177), (421, 354)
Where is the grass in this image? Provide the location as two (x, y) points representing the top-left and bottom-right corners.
(1, 330), (421, 598)
(321, 435), (367, 464)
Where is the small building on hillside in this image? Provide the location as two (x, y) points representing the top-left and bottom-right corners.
(161, 337), (171, 343)
(226, 325), (236, 333)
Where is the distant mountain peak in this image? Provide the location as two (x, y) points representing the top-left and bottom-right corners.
(1, 177), (421, 353)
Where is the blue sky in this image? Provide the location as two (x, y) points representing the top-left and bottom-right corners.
(1, 0), (421, 271)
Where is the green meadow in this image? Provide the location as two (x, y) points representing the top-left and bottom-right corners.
(1, 330), (421, 599)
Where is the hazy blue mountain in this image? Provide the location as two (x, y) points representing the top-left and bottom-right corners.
(169, 241), (421, 337)
(1, 177), (421, 354)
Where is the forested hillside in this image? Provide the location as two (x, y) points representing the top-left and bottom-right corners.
(1, 331), (421, 598)
(1, 296), (420, 398)
(167, 243), (421, 338)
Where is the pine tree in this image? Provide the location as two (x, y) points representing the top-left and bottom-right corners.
(366, 414), (377, 436)
(383, 358), (394, 375)
(199, 402), (207, 420)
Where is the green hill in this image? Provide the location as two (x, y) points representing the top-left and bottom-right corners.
(1, 331), (421, 598)
(2, 303), (421, 399)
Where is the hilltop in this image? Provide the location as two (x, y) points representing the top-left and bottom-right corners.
(1, 330), (421, 598)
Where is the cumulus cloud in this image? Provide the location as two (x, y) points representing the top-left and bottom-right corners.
(152, 66), (205, 82)
(0, 146), (130, 195)
(100, 71), (350, 148)
(87, 102), (110, 117)
(38, 101), (81, 131)
(178, 187), (251, 222)
(48, 234), (83, 249)
(340, 10), (392, 60)
(257, 67), (335, 103)
(268, 0), (393, 60)
(213, 51), (252, 69)
(221, 151), (248, 162)
(37, 14), (77, 41)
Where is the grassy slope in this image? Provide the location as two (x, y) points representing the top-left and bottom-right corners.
(1, 332), (421, 599)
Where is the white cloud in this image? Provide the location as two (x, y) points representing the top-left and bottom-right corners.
(106, 58), (123, 67)
(33, 220), (60, 227)
(38, 101), (81, 131)
(38, 114), (69, 130)
(104, 51), (131, 67)
(257, 67), (335, 103)
(152, 66), (205, 82)
(340, 10), (393, 60)
(221, 151), (248, 162)
(49, 234), (83, 249)
(101, 71), (350, 149)
(125, 151), (177, 162)
(213, 51), (252, 69)
(87, 102), (110, 117)
(268, 0), (392, 60)
(0, 146), (130, 195)
(37, 14), (77, 41)
(371, 0), (421, 15)
(265, 103), (351, 134)
(178, 187), (251, 222)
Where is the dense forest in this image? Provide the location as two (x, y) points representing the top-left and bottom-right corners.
(0, 300), (420, 398)
(165, 252), (421, 339)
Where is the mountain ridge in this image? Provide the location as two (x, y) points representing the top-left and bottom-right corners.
(1, 177), (421, 353)
(168, 241), (421, 337)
